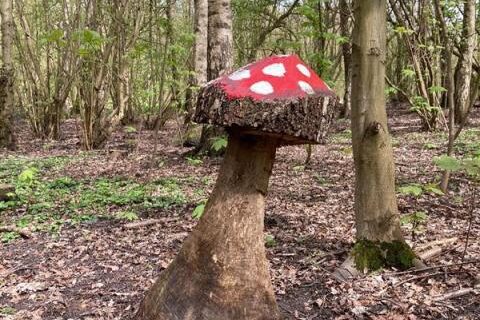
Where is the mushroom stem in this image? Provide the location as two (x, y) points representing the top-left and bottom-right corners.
(136, 129), (281, 320)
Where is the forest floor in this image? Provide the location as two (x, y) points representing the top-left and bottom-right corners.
(0, 104), (479, 320)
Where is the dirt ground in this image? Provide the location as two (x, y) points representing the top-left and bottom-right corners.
(1, 104), (479, 319)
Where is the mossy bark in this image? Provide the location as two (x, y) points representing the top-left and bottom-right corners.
(352, 240), (416, 272)
(135, 129), (281, 320)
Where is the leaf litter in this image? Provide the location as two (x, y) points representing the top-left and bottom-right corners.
(0, 105), (479, 319)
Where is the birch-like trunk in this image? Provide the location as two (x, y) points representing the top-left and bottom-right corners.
(207, 0), (233, 80)
(194, 0), (208, 86)
(195, 0), (233, 154)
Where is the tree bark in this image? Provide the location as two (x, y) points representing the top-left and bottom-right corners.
(194, 0), (208, 86)
(207, 0), (233, 80)
(183, 0), (209, 133)
(195, 0), (234, 154)
(0, 0), (16, 149)
(136, 130), (281, 319)
(434, 0), (456, 192)
(454, 0), (476, 124)
(339, 0), (352, 119)
(350, 0), (403, 242)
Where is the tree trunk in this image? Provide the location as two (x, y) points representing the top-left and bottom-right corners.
(183, 0), (209, 145)
(207, 0), (233, 80)
(184, 0), (208, 122)
(195, 0), (233, 154)
(136, 130), (281, 319)
(339, 0), (352, 119)
(434, 0), (456, 192)
(454, 0), (476, 124)
(194, 0), (208, 86)
(350, 0), (403, 242)
(0, 0), (16, 149)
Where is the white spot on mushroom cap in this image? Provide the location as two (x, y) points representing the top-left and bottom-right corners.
(296, 64), (311, 77)
(298, 81), (314, 94)
(250, 81), (274, 95)
(262, 63), (286, 77)
(228, 69), (251, 81)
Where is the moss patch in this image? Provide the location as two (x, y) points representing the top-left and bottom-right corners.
(352, 239), (416, 272)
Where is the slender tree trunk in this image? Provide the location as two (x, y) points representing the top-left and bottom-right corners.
(435, 0), (477, 192)
(434, 0), (455, 192)
(350, 0), (403, 242)
(195, 0), (233, 154)
(0, 0), (16, 149)
(185, 0), (208, 122)
(207, 0), (233, 80)
(193, 0), (208, 86)
(136, 130), (281, 319)
(454, 0), (476, 125)
(339, 0), (352, 118)
(183, 0), (208, 145)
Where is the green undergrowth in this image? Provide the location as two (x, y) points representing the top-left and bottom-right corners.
(454, 129), (480, 156)
(329, 129), (352, 144)
(0, 157), (187, 242)
(0, 155), (72, 183)
(352, 239), (416, 272)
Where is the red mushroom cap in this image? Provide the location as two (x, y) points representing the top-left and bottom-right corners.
(194, 55), (337, 145)
(212, 54), (333, 101)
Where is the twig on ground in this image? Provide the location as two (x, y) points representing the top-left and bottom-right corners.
(418, 246), (443, 261)
(123, 219), (162, 229)
(393, 271), (444, 288)
(433, 287), (477, 301)
(461, 187), (476, 264)
(417, 237), (458, 251)
(384, 259), (480, 276)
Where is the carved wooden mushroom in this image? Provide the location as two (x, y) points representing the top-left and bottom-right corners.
(136, 55), (337, 320)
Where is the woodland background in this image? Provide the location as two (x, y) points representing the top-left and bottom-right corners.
(0, 0), (479, 319)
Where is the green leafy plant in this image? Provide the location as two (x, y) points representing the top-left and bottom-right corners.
(124, 126), (137, 133)
(398, 183), (443, 197)
(1, 232), (20, 244)
(48, 177), (78, 189)
(192, 203), (206, 220)
(401, 68), (416, 78)
(265, 234), (277, 248)
(211, 136), (228, 153)
(0, 306), (16, 316)
(314, 174), (329, 186)
(186, 156), (203, 166)
(423, 183), (444, 195)
(428, 85), (447, 94)
(18, 167), (39, 186)
(115, 210), (139, 221)
(423, 142), (437, 150)
(434, 154), (480, 181)
(398, 184), (423, 197)
(401, 211), (428, 240)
